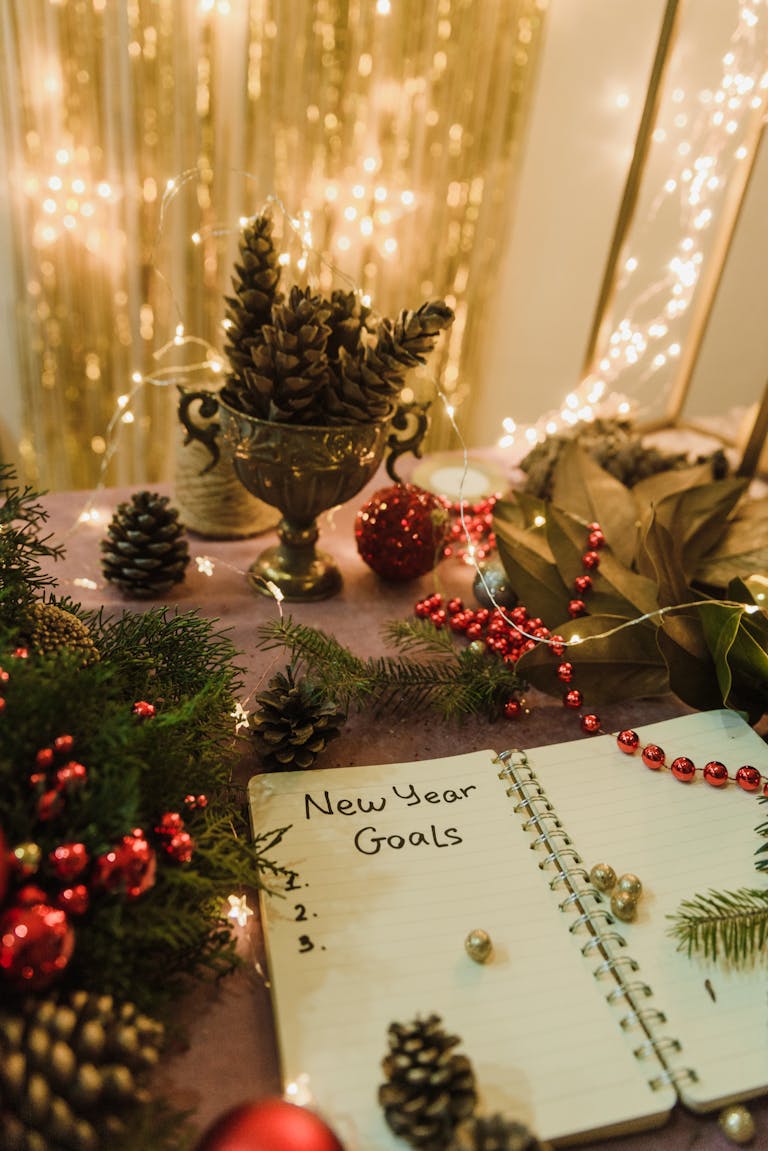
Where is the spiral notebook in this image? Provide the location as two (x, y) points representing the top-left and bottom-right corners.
(247, 710), (768, 1148)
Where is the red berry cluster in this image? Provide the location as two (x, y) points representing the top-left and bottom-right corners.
(29, 734), (87, 822)
(155, 811), (196, 863)
(615, 728), (767, 795)
(442, 496), (498, 564)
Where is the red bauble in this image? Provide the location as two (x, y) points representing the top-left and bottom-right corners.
(92, 830), (157, 900)
(49, 842), (90, 881)
(355, 484), (449, 581)
(0, 900), (75, 990)
(195, 1099), (344, 1151)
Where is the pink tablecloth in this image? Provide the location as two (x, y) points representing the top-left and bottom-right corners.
(38, 476), (766, 1151)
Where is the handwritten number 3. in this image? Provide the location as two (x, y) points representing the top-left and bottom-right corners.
(298, 935), (315, 953)
(294, 903), (307, 921)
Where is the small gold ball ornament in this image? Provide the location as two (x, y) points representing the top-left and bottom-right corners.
(589, 863), (616, 892)
(723, 1100), (755, 1146)
(718, 1103), (756, 1145)
(617, 873), (643, 899)
(464, 929), (493, 964)
(610, 891), (638, 922)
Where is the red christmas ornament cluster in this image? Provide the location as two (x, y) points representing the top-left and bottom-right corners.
(355, 483), (450, 581)
(29, 732), (87, 822)
(0, 696), (204, 990)
(155, 811), (196, 863)
(442, 495), (498, 564)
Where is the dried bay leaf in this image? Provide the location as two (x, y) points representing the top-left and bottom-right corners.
(549, 442), (639, 568)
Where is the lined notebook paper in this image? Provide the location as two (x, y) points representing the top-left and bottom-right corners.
(248, 710), (768, 1148)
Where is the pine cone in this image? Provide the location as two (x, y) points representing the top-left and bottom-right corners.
(449, 1114), (542, 1151)
(250, 668), (344, 770)
(0, 989), (164, 1151)
(101, 491), (189, 599)
(223, 212), (282, 379)
(17, 602), (100, 666)
(324, 290), (373, 362)
(239, 286), (333, 423)
(379, 1014), (477, 1151)
(327, 301), (454, 424)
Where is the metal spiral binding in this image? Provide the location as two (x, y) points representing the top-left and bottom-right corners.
(593, 954), (640, 978)
(633, 1037), (682, 1060)
(619, 1007), (667, 1031)
(498, 744), (694, 1097)
(649, 1067), (699, 1091)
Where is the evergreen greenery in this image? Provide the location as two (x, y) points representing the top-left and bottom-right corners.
(0, 468), (288, 1149)
(669, 803), (768, 964)
(668, 888), (768, 963)
(255, 616), (524, 720)
(0, 462), (64, 624)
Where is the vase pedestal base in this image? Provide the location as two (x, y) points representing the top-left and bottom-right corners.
(248, 545), (342, 602)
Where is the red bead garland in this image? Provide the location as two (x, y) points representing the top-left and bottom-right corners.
(616, 730), (767, 794)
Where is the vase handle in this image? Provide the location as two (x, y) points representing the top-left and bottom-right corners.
(385, 400), (431, 483)
(178, 389), (221, 475)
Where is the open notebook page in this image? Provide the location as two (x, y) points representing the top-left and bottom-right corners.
(525, 709), (768, 1112)
(249, 750), (675, 1149)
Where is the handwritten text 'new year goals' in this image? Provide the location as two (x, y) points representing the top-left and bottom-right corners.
(303, 781), (479, 855)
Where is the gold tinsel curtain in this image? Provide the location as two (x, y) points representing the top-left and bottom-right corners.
(0, 0), (544, 491)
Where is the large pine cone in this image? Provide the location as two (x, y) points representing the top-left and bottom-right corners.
(223, 212), (282, 379)
(250, 668), (344, 770)
(448, 1114), (542, 1151)
(379, 1014), (477, 1151)
(101, 491), (189, 599)
(326, 301), (454, 424)
(17, 602), (100, 666)
(0, 989), (164, 1151)
(241, 286), (333, 423)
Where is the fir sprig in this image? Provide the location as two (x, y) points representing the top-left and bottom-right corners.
(668, 888), (768, 963)
(0, 462), (64, 622)
(254, 615), (524, 719)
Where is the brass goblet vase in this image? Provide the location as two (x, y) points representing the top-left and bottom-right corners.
(180, 392), (426, 601)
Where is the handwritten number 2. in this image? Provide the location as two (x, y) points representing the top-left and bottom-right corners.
(294, 903), (307, 921)
(298, 934), (315, 953)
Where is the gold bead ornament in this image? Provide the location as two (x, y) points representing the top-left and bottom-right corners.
(616, 873), (643, 899)
(589, 863), (616, 892)
(718, 1103), (756, 1144)
(465, 929), (493, 964)
(610, 891), (638, 922)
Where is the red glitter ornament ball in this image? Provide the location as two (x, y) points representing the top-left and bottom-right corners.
(0, 899), (75, 990)
(195, 1099), (344, 1151)
(355, 484), (449, 582)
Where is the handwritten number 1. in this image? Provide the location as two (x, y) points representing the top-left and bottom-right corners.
(298, 935), (315, 953)
(294, 903), (307, 921)
(286, 872), (300, 891)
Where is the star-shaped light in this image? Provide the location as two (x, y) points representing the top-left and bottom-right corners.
(226, 893), (254, 927)
(196, 555), (215, 577)
(231, 701), (250, 732)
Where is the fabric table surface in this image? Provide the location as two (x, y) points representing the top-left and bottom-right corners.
(36, 470), (766, 1151)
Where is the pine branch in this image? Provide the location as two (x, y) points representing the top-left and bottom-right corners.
(255, 616), (525, 719)
(668, 887), (768, 963)
(0, 464), (64, 622)
(383, 616), (458, 657)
